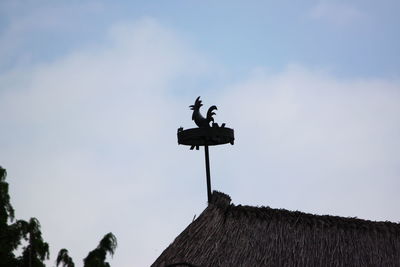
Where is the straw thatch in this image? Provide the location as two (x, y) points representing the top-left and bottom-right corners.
(152, 191), (400, 267)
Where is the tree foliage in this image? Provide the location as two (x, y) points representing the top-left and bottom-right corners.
(0, 166), (21, 267)
(0, 167), (50, 267)
(0, 167), (14, 223)
(83, 233), (118, 267)
(0, 166), (117, 267)
(56, 249), (75, 267)
(17, 218), (50, 267)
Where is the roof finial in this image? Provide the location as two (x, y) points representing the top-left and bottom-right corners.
(189, 96), (217, 128)
(178, 97), (234, 203)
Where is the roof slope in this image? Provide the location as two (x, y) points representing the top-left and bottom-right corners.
(152, 191), (400, 267)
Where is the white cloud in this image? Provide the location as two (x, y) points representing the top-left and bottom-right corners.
(0, 1), (105, 70)
(310, 2), (366, 26)
(216, 65), (400, 222)
(0, 18), (213, 267)
(1, 15), (400, 267)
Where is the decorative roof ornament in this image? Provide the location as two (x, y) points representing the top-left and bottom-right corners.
(177, 97), (234, 202)
(189, 96), (217, 128)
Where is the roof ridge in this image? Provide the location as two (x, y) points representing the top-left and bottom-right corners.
(153, 191), (400, 267)
(209, 191), (400, 232)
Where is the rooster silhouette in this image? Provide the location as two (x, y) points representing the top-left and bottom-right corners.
(190, 96), (217, 128)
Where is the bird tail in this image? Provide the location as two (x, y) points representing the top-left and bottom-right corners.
(207, 105), (217, 123)
(190, 96), (202, 110)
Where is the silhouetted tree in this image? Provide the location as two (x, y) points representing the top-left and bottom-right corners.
(16, 217), (49, 267)
(0, 167), (14, 223)
(0, 166), (23, 266)
(0, 167), (49, 266)
(56, 249), (75, 267)
(83, 233), (117, 267)
(0, 166), (117, 266)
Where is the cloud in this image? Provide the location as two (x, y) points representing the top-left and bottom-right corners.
(310, 2), (366, 26)
(0, 1), (106, 70)
(216, 65), (400, 222)
(1, 15), (400, 267)
(0, 18), (214, 267)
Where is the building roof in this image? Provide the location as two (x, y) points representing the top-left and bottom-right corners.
(152, 191), (400, 267)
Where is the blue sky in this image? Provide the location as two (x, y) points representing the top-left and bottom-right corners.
(2, 1), (400, 78)
(1, 1), (400, 266)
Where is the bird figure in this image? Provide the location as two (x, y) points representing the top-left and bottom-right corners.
(190, 96), (217, 128)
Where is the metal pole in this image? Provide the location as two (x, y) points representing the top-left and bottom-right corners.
(204, 145), (212, 202)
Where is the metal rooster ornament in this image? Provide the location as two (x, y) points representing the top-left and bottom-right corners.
(190, 96), (217, 128)
(177, 96), (234, 203)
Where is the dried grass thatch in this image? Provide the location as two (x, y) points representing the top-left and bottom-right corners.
(152, 191), (400, 267)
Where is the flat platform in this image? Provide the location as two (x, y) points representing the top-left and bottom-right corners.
(177, 126), (234, 146)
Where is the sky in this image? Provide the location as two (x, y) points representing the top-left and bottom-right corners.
(0, 0), (399, 266)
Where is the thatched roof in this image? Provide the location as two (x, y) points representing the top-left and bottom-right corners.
(153, 191), (400, 267)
